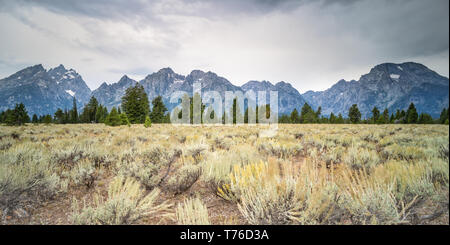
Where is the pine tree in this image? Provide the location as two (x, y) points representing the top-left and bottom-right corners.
(337, 113), (344, 124)
(149, 96), (168, 123)
(71, 97), (78, 123)
(4, 109), (15, 126)
(144, 115), (152, 128)
(316, 106), (322, 119)
(54, 108), (64, 124)
(32, 114), (38, 124)
(121, 84), (150, 124)
(80, 96), (99, 123)
(41, 114), (52, 124)
(378, 108), (389, 124)
(231, 97), (243, 124)
(6, 103), (30, 126)
(371, 107), (380, 124)
(395, 109), (401, 120)
(88, 96), (99, 122)
(389, 113), (395, 123)
(278, 114), (291, 124)
(348, 104), (361, 124)
(300, 103), (315, 123)
(120, 113), (130, 126)
(96, 105), (109, 123)
(418, 113), (433, 124)
(400, 110), (406, 123)
(439, 108), (449, 124)
(105, 107), (121, 126)
(290, 108), (300, 124)
(329, 113), (336, 124)
(406, 103), (418, 124)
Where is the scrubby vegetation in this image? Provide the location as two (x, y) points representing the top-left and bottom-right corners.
(0, 123), (448, 225)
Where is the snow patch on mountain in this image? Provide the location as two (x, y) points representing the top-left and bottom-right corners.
(65, 90), (75, 96)
(390, 74), (400, 79)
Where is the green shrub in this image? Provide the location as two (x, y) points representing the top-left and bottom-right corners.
(144, 116), (152, 128)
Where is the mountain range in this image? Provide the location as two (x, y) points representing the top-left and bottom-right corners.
(0, 62), (448, 118)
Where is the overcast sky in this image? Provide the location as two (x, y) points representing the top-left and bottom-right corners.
(0, 0), (448, 92)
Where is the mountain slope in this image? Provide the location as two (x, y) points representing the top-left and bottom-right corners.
(302, 62), (449, 118)
(91, 75), (137, 110)
(241, 80), (307, 114)
(47, 64), (92, 106)
(0, 65), (75, 116)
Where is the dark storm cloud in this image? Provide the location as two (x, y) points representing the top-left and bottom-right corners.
(1, 0), (362, 20)
(3, 0), (446, 58)
(0, 0), (448, 91)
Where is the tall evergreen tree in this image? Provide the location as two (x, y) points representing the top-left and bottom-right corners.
(54, 108), (65, 124)
(32, 114), (39, 124)
(80, 96), (99, 123)
(329, 112), (336, 124)
(348, 104), (361, 124)
(104, 107), (121, 126)
(395, 109), (401, 120)
(418, 113), (433, 124)
(6, 103), (30, 126)
(371, 107), (380, 124)
(300, 103), (318, 123)
(278, 114), (291, 124)
(71, 97), (78, 123)
(336, 113), (344, 124)
(95, 105), (109, 123)
(290, 108), (300, 124)
(389, 113), (395, 123)
(120, 113), (130, 126)
(400, 110), (407, 123)
(316, 106), (322, 119)
(406, 103), (418, 124)
(42, 114), (52, 124)
(379, 108), (389, 124)
(150, 96), (168, 123)
(439, 108), (449, 124)
(121, 84), (150, 124)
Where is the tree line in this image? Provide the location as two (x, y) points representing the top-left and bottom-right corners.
(1, 85), (449, 126)
(279, 102), (449, 125)
(0, 84), (169, 127)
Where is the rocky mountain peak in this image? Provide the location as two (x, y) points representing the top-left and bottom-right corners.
(157, 67), (174, 74)
(302, 62), (449, 118)
(11, 64), (45, 79)
(118, 75), (135, 85)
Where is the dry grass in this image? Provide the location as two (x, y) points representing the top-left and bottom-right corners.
(0, 123), (448, 225)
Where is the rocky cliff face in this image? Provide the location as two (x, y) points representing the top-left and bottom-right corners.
(0, 64), (93, 116)
(47, 64), (92, 106)
(0, 64), (89, 116)
(241, 80), (307, 114)
(91, 75), (137, 110)
(302, 62), (449, 118)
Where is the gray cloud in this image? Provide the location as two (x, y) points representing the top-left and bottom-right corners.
(0, 0), (448, 91)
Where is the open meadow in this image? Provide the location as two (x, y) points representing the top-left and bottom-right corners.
(0, 124), (448, 225)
